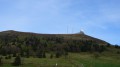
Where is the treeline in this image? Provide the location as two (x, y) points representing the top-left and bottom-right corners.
(0, 32), (109, 58)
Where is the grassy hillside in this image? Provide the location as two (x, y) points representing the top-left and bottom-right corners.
(0, 30), (108, 45)
(0, 30), (109, 56)
(1, 49), (120, 67)
(0, 30), (120, 67)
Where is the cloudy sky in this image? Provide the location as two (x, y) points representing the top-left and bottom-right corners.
(0, 0), (120, 45)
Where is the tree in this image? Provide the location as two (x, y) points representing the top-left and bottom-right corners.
(12, 55), (21, 66)
(115, 45), (120, 49)
(20, 50), (24, 57)
(99, 45), (106, 53)
(64, 51), (68, 58)
(36, 50), (43, 58)
(93, 53), (100, 59)
(55, 51), (61, 58)
(26, 49), (30, 58)
(0, 48), (7, 56)
(50, 54), (53, 59)
(117, 51), (120, 54)
(0, 57), (3, 66)
(43, 52), (46, 58)
(5, 56), (8, 59)
(13, 53), (17, 57)
(106, 43), (111, 47)
(9, 54), (11, 59)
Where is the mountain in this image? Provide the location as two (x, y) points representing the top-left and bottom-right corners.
(0, 30), (111, 57)
(0, 30), (120, 67)
(0, 30), (108, 45)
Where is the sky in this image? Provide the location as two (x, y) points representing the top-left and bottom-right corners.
(0, 0), (120, 45)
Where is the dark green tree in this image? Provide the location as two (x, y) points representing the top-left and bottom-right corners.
(64, 51), (68, 58)
(36, 50), (43, 58)
(115, 45), (120, 48)
(13, 53), (17, 57)
(8, 54), (12, 59)
(117, 51), (120, 54)
(20, 50), (24, 57)
(50, 54), (53, 59)
(106, 43), (111, 47)
(0, 57), (3, 66)
(43, 52), (46, 58)
(99, 45), (106, 53)
(26, 49), (30, 58)
(12, 55), (21, 66)
(55, 51), (61, 58)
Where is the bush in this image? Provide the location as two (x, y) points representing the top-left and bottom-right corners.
(36, 50), (43, 58)
(8, 55), (11, 59)
(50, 54), (53, 59)
(0, 57), (3, 66)
(13, 53), (17, 57)
(117, 51), (120, 54)
(93, 53), (100, 59)
(5, 55), (11, 59)
(99, 45), (106, 53)
(43, 52), (46, 58)
(106, 43), (111, 47)
(5, 56), (8, 59)
(114, 45), (120, 49)
(64, 51), (68, 58)
(12, 56), (21, 66)
(55, 52), (61, 58)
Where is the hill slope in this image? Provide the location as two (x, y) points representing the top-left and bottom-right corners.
(0, 30), (108, 45)
(0, 30), (110, 56)
(0, 30), (120, 67)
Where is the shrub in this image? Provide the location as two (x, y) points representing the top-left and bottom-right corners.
(13, 53), (17, 57)
(36, 50), (43, 58)
(12, 56), (21, 66)
(99, 45), (106, 53)
(43, 52), (46, 58)
(0, 57), (3, 66)
(5, 56), (8, 59)
(50, 54), (53, 59)
(55, 52), (61, 58)
(8, 55), (11, 59)
(106, 43), (111, 47)
(5, 55), (11, 59)
(64, 51), (68, 58)
(93, 53), (100, 59)
(117, 51), (120, 54)
(114, 45), (120, 49)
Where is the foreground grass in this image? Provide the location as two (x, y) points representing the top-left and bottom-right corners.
(1, 51), (120, 67)
(69, 52), (120, 67)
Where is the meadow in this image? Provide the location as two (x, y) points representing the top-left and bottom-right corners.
(1, 51), (120, 67)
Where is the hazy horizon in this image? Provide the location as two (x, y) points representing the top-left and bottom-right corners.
(0, 0), (120, 45)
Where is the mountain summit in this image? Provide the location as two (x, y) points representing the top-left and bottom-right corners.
(0, 30), (108, 45)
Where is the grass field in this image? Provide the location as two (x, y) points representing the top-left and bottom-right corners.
(1, 47), (120, 67)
